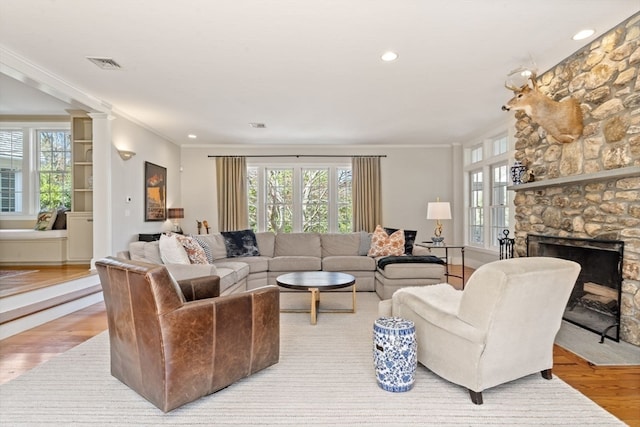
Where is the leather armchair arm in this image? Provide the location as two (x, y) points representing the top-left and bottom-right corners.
(177, 275), (220, 301)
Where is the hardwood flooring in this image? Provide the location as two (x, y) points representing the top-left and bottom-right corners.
(0, 265), (638, 425)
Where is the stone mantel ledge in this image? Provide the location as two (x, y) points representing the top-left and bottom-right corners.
(507, 166), (640, 191)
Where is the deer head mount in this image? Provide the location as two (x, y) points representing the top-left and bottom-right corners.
(502, 73), (583, 143)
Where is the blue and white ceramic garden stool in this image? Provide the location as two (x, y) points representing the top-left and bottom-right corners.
(373, 317), (417, 392)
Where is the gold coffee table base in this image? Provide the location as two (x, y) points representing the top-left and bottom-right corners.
(277, 272), (357, 325)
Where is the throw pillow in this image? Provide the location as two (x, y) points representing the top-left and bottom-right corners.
(159, 233), (191, 264)
(221, 229), (260, 258)
(358, 230), (372, 256)
(384, 227), (417, 255)
(34, 209), (58, 231)
(52, 207), (69, 230)
(192, 235), (214, 263)
(175, 235), (209, 264)
(368, 225), (405, 257)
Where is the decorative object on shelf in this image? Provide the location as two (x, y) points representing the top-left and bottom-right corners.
(510, 161), (527, 185)
(168, 208), (184, 233)
(521, 169), (534, 183)
(196, 220), (202, 234)
(87, 175), (93, 189)
(202, 219), (210, 234)
(85, 148), (93, 162)
(118, 149), (136, 161)
(426, 198), (451, 245)
(144, 161), (167, 221)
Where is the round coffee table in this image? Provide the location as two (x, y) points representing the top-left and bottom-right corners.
(276, 271), (356, 325)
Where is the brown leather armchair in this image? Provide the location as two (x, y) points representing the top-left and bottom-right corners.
(95, 257), (280, 412)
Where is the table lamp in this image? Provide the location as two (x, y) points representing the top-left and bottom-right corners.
(426, 199), (451, 245)
(167, 208), (184, 233)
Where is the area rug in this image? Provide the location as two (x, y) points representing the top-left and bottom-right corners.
(0, 293), (624, 426)
(0, 270), (38, 279)
(555, 320), (640, 366)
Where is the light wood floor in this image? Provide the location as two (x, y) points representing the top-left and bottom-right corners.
(0, 265), (638, 425)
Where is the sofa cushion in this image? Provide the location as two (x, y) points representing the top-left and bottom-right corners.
(215, 256), (269, 274)
(321, 233), (360, 257)
(384, 227), (417, 255)
(221, 229), (261, 257)
(323, 255), (375, 272)
(378, 262), (445, 279)
(275, 233), (321, 257)
(255, 232), (276, 258)
(129, 241), (163, 264)
(269, 256), (321, 272)
(34, 209), (57, 231)
(193, 233), (228, 260)
(368, 225), (405, 257)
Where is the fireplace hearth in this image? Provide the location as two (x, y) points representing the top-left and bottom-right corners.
(527, 234), (624, 343)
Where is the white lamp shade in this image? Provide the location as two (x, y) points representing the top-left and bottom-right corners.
(427, 202), (451, 220)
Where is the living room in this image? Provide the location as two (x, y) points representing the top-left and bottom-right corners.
(1, 2), (640, 422)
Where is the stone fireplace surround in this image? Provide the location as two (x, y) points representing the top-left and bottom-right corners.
(510, 13), (640, 346)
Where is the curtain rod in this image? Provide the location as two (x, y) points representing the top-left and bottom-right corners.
(207, 154), (387, 158)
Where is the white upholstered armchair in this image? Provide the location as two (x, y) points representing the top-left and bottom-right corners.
(387, 257), (580, 404)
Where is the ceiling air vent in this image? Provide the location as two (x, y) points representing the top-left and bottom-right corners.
(86, 57), (122, 70)
(249, 123), (266, 128)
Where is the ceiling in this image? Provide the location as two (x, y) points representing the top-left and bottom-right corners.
(0, 1), (638, 147)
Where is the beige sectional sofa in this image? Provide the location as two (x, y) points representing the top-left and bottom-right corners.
(122, 231), (446, 299)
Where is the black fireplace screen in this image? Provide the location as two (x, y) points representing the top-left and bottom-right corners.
(527, 234), (624, 342)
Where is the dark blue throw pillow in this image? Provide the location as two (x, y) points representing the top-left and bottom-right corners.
(221, 229), (260, 258)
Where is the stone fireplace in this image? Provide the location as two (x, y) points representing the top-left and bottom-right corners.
(510, 13), (640, 346)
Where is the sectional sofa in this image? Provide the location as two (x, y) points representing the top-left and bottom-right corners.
(121, 231), (446, 299)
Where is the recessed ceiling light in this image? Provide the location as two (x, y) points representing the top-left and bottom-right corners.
(381, 51), (398, 62)
(249, 123), (266, 128)
(188, 134), (197, 139)
(572, 29), (595, 41)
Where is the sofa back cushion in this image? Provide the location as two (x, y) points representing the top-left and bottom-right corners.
(275, 233), (321, 257)
(321, 233), (360, 257)
(255, 231), (276, 258)
(129, 241), (163, 264)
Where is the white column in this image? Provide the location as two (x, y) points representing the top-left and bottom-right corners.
(88, 113), (114, 268)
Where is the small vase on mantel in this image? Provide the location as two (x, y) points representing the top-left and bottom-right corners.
(510, 161), (526, 185)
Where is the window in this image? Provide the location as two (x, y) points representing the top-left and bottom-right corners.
(0, 130), (23, 212)
(248, 162), (352, 233)
(37, 130), (72, 210)
(468, 170), (483, 245)
(465, 132), (512, 250)
(0, 123), (70, 216)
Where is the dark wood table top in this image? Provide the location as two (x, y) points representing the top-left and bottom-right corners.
(276, 271), (356, 291)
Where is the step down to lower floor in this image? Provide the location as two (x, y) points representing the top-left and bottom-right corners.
(0, 273), (103, 340)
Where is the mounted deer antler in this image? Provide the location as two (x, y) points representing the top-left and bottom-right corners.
(502, 72), (583, 143)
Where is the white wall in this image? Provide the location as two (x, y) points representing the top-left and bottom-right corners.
(109, 115), (181, 254)
(180, 144), (454, 244)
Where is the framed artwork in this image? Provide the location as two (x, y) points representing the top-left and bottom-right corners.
(144, 161), (167, 221)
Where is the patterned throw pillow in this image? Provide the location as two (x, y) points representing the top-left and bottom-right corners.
(221, 229), (260, 258)
(192, 235), (214, 263)
(175, 234), (209, 264)
(367, 225), (405, 257)
(34, 209), (58, 231)
(384, 227), (417, 255)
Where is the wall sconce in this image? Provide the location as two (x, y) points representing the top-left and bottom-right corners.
(167, 208), (184, 233)
(118, 150), (136, 161)
(426, 198), (452, 245)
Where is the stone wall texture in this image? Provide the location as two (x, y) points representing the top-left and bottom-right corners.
(512, 13), (640, 345)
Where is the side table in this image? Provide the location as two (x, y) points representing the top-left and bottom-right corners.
(416, 242), (466, 289)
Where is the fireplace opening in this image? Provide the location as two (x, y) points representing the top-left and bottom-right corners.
(527, 234), (624, 342)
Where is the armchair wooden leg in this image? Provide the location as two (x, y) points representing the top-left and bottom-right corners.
(469, 389), (483, 405)
(541, 369), (553, 380)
